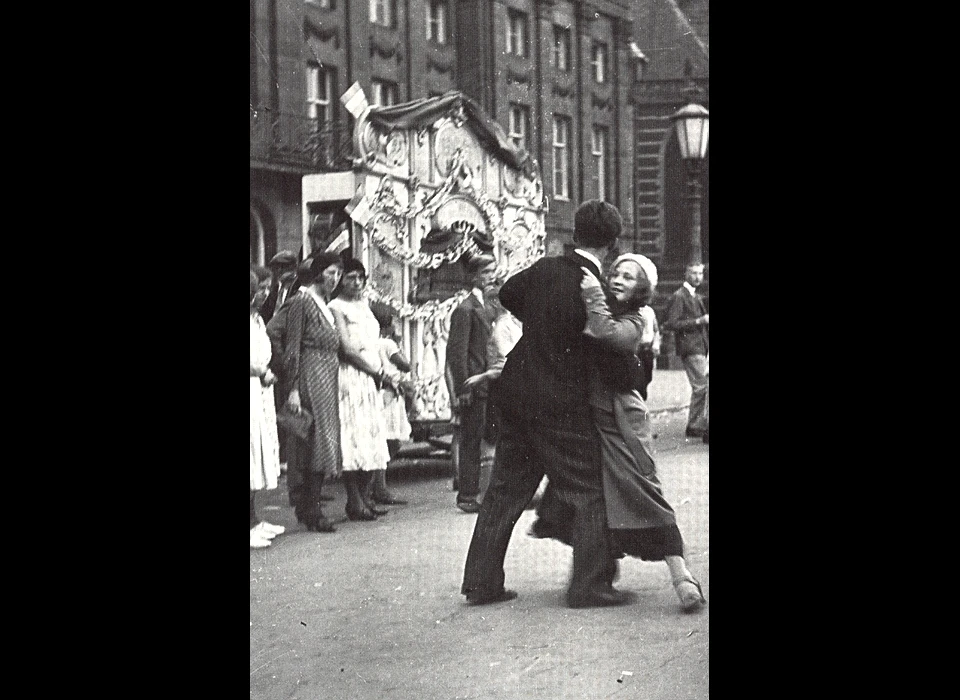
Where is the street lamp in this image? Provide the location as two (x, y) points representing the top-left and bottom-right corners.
(671, 102), (709, 265)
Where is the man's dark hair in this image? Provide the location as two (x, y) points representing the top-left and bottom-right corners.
(573, 200), (622, 248)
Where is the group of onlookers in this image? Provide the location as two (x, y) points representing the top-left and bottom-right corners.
(249, 251), (411, 549)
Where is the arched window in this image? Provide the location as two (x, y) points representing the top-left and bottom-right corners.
(250, 203), (277, 266)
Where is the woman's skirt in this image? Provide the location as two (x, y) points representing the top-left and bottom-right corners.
(531, 391), (684, 561)
(337, 363), (391, 472)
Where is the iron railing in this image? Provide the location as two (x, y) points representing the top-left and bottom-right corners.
(632, 78), (709, 105)
(250, 107), (355, 171)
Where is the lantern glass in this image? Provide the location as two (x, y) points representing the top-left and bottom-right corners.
(672, 103), (710, 161)
(698, 118), (709, 159)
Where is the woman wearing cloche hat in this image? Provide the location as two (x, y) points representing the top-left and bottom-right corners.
(531, 251), (706, 613)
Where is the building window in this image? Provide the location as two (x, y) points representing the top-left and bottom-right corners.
(427, 1), (448, 44)
(552, 116), (571, 200)
(591, 126), (609, 201)
(370, 0), (394, 27)
(553, 25), (571, 72)
(508, 104), (530, 151)
(307, 64), (334, 125)
(592, 41), (608, 83)
(307, 0), (333, 9)
(371, 79), (398, 107)
(506, 9), (528, 57)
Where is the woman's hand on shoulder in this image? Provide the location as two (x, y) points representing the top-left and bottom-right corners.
(580, 267), (602, 291)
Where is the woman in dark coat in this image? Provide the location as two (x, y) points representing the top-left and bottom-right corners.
(281, 252), (344, 533)
(531, 254), (706, 613)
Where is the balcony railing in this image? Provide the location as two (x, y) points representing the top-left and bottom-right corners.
(631, 78), (709, 105)
(250, 107), (355, 171)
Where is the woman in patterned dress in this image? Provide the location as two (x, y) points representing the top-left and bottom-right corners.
(282, 253), (344, 533)
(250, 268), (284, 548)
(328, 258), (405, 521)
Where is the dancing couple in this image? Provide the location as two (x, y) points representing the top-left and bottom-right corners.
(460, 200), (705, 613)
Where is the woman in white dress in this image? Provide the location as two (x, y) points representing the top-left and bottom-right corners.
(371, 308), (413, 505)
(328, 259), (405, 521)
(250, 268), (284, 548)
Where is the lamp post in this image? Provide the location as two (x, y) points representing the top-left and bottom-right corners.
(671, 102), (709, 265)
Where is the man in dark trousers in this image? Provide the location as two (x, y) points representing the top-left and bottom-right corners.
(446, 253), (498, 513)
(460, 200), (632, 608)
(664, 262), (709, 439)
(260, 250), (299, 324)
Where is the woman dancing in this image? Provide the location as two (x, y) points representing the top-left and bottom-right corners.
(531, 254), (706, 613)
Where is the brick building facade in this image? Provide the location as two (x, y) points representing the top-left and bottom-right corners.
(628, 0), (709, 284)
(250, 0), (638, 264)
(627, 0), (709, 364)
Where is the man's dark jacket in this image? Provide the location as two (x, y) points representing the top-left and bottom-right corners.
(495, 251), (600, 425)
(260, 277), (296, 325)
(664, 286), (709, 357)
(446, 292), (493, 401)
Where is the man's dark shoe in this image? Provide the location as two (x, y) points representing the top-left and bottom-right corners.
(685, 428), (705, 438)
(567, 589), (636, 609)
(457, 500), (481, 513)
(702, 431), (709, 444)
(466, 589), (518, 606)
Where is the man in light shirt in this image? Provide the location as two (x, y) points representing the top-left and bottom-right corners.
(664, 262), (709, 439)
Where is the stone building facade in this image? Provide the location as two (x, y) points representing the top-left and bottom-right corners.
(250, 0), (637, 264)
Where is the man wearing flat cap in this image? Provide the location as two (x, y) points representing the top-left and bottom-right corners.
(261, 251), (299, 324)
(461, 199), (632, 609)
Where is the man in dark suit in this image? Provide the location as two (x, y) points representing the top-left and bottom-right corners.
(446, 253), (498, 513)
(260, 250), (299, 324)
(460, 200), (632, 608)
(664, 262), (709, 439)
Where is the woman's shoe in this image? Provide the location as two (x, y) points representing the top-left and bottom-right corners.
(258, 521), (286, 536)
(345, 505), (378, 521)
(672, 576), (707, 613)
(251, 522), (278, 539)
(250, 531), (273, 549)
(359, 496), (388, 516)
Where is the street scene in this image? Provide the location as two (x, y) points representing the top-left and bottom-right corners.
(251, 2), (709, 698)
(251, 373), (708, 700)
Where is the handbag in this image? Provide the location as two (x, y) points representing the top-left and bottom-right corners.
(276, 405), (313, 441)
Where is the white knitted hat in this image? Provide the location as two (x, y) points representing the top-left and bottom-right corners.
(612, 253), (658, 289)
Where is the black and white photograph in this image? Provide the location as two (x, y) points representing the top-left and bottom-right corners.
(250, 1), (709, 697)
